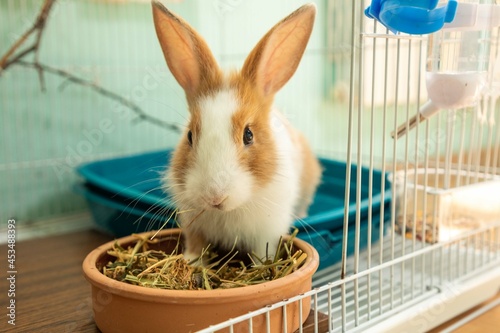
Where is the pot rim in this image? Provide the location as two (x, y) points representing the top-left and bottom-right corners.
(82, 228), (319, 304)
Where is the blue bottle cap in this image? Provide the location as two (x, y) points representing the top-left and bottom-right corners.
(365, 0), (458, 34)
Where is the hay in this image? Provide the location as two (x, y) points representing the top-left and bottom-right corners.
(102, 229), (307, 290)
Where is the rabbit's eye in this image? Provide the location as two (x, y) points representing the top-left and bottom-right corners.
(243, 126), (253, 146)
(187, 130), (193, 146)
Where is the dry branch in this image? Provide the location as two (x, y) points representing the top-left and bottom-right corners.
(0, 0), (55, 74)
(0, 0), (181, 133)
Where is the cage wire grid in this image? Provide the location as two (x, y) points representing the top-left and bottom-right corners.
(196, 0), (500, 332)
(1, 0), (500, 332)
(0, 0), (186, 225)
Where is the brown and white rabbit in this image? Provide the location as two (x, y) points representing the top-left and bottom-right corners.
(152, 1), (322, 261)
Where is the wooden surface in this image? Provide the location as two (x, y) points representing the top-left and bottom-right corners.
(1, 230), (111, 333)
(1, 230), (498, 333)
(428, 292), (500, 333)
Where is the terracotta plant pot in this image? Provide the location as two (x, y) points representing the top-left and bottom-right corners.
(82, 228), (319, 333)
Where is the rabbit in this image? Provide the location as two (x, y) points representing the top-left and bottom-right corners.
(152, 1), (322, 262)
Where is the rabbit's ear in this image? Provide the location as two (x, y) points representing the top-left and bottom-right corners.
(152, 1), (221, 98)
(241, 4), (316, 98)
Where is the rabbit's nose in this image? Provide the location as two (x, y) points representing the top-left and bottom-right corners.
(206, 195), (228, 209)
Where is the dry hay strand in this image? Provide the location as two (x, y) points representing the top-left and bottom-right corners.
(102, 229), (307, 290)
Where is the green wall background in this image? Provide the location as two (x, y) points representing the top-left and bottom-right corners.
(2, 0), (496, 226)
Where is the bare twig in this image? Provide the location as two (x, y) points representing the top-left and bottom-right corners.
(0, 0), (56, 73)
(0, 0), (182, 133)
(15, 60), (182, 133)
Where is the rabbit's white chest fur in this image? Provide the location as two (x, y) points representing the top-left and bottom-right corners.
(168, 89), (301, 258)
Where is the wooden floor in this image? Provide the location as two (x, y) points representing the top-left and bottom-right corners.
(1, 230), (498, 332)
(428, 292), (500, 332)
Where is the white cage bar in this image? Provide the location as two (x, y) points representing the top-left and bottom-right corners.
(1, 0), (499, 331)
(197, 0), (500, 332)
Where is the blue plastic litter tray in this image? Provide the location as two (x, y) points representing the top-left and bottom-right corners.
(76, 150), (391, 269)
(77, 150), (390, 231)
(76, 182), (386, 270)
(74, 183), (176, 237)
(77, 150), (170, 207)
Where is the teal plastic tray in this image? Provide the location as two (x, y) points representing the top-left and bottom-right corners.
(76, 150), (391, 269)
